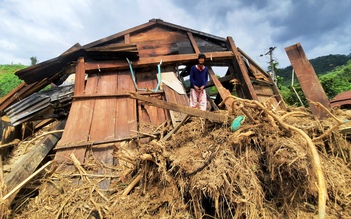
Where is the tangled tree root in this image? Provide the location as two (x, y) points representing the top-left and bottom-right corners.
(3, 95), (351, 218)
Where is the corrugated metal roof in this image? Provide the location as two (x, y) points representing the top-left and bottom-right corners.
(4, 85), (74, 125)
(330, 91), (351, 108)
(15, 44), (138, 84)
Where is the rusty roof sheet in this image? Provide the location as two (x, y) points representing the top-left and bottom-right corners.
(330, 90), (351, 108)
(15, 44), (138, 84)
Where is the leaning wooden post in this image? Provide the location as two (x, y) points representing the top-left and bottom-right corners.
(285, 43), (330, 119)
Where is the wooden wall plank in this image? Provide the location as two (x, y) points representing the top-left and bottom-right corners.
(89, 73), (118, 189)
(55, 75), (98, 163)
(115, 72), (137, 138)
(137, 72), (168, 126)
(89, 73), (117, 141)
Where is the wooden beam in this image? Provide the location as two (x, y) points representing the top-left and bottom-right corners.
(238, 48), (286, 110)
(4, 120), (66, 204)
(72, 91), (164, 99)
(162, 115), (190, 141)
(285, 43), (330, 118)
(84, 51), (234, 72)
(124, 34), (131, 44)
(156, 19), (226, 42)
(54, 132), (160, 150)
(74, 57), (85, 95)
(0, 139), (20, 149)
(186, 74), (236, 92)
(208, 68), (234, 113)
(238, 48), (270, 78)
(130, 92), (228, 123)
(187, 32), (201, 54)
(227, 37), (258, 100)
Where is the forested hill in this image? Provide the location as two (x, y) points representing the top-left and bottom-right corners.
(278, 54), (351, 86)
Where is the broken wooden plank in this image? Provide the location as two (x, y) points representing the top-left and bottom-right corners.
(239, 48), (286, 110)
(130, 92), (228, 123)
(161, 72), (188, 126)
(285, 43), (330, 118)
(4, 120), (66, 204)
(0, 139), (20, 149)
(54, 132), (161, 150)
(2, 160), (54, 201)
(208, 68), (234, 113)
(162, 115), (190, 141)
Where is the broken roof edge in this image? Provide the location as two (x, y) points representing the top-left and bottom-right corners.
(238, 47), (271, 78)
(82, 18), (226, 49)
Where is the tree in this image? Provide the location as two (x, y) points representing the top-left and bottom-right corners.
(30, 57), (38, 66)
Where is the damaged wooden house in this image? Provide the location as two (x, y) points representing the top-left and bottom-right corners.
(0, 19), (285, 202)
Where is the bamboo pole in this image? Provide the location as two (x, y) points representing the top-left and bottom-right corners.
(122, 174), (142, 196)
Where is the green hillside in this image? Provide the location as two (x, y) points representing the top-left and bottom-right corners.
(0, 64), (26, 97)
(278, 54), (351, 86)
(279, 60), (351, 106)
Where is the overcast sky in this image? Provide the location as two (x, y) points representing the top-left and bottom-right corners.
(0, 0), (350, 69)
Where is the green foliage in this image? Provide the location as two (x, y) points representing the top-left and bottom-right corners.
(0, 64), (26, 97)
(319, 60), (351, 99)
(30, 57), (39, 66)
(278, 54), (351, 86)
(280, 84), (308, 107)
(310, 54), (350, 75)
(206, 75), (220, 95)
(280, 60), (351, 106)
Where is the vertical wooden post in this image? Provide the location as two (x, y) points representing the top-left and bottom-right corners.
(285, 43), (330, 118)
(74, 57), (85, 95)
(124, 34), (131, 44)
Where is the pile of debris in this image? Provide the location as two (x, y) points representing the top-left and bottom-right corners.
(1, 96), (350, 219)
